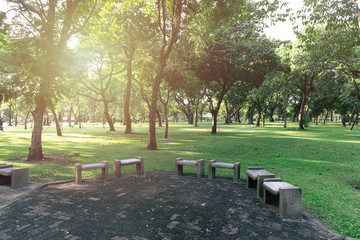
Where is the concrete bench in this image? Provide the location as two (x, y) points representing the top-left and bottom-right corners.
(208, 160), (240, 182)
(263, 178), (302, 219)
(75, 161), (109, 184)
(0, 167), (29, 188)
(113, 157), (144, 178)
(246, 166), (275, 198)
(174, 158), (204, 178)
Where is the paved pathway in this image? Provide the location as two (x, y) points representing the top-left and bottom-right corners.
(0, 171), (343, 240)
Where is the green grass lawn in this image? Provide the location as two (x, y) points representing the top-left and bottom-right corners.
(1, 121), (359, 238)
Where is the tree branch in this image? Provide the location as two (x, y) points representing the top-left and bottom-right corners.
(80, 79), (102, 95)
(78, 92), (102, 102)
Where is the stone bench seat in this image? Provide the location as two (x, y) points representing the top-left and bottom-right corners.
(0, 168), (13, 176)
(0, 167), (29, 188)
(263, 178), (302, 219)
(212, 162), (235, 169)
(116, 158), (141, 165)
(175, 158), (204, 178)
(75, 161), (109, 184)
(246, 166), (275, 198)
(208, 160), (240, 182)
(247, 169), (270, 179)
(263, 181), (295, 195)
(113, 157), (144, 178)
(177, 160), (197, 166)
(81, 163), (107, 170)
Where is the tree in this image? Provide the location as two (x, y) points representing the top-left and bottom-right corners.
(223, 82), (248, 124)
(287, 33), (329, 130)
(147, 0), (195, 150)
(3, 0), (97, 160)
(275, 41), (293, 127)
(111, 1), (155, 134)
(335, 82), (359, 126)
(247, 75), (282, 127)
(196, 24), (279, 133)
(158, 81), (170, 139)
(299, 1), (360, 129)
(309, 70), (347, 124)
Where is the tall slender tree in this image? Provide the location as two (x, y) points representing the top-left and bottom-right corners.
(147, 0), (191, 150)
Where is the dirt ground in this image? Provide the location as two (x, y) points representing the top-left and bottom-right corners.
(0, 170), (345, 240)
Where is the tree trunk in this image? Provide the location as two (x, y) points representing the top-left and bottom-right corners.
(298, 93), (307, 130)
(15, 111), (18, 127)
(283, 110), (287, 128)
(28, 96), (46, 160)
(147, 0), (182, 150)
(148, 69), (164, 150)
(8, 103), (12, 126)
(283, 91), (289, 128)
(50, 105), (62, 136)
(78, 113), (82, 129)
(104, 101), (115, 131)
(225, 100), (231, 125)
(349, 107), (356, 125)
(183, 108), (194, 124)
(194, 106), (199, 127)
(256, 107), (261, 127)
(24, 111), (30, 130)
(350, 110), (359, 131)
(269, 112), (275, 122)
(69, 106), (73, 127)
(188, 113), (194, 124)
(123, 49), (134, 134)
(211, 112), (217, 134)
(46, 112), (50, 126)
(342, 113), (346, 127)
(247, 105), (254, 124)
(164, 106), (169, 139)
(268, 104), (277, 122)
(323, 109), (329, 124)
(156, 109), (162, 127)
(159, 88), (170, 139)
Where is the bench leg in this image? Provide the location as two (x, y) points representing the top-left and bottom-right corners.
(113, 160), (121, 178)
(233, 162), (241, 182)
(75, 164), (82, 184)
(174, 158), (183, 176)
(208, 160), (216, 180)
(256, 174), (275, 198)
(101, 161), (109, 180)
(280, 188), (302, 219)
(11, 168), (29, 188)
(196, 159), (204, 178)
(136, 157), (144, 175)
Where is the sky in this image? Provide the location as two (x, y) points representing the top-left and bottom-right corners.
(0, 0), (303, 42)
(264, 0), (304, 41)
